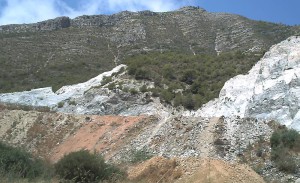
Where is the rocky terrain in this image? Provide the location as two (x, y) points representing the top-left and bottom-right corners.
(0, 6), (299, 93)
(0, 108), (274, 182)
(1, 7), (300, 183)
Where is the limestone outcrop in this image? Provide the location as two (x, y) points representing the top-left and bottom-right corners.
(198, 36), (300, 131)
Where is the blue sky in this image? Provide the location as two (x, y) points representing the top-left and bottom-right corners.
(0, 0), (299, 26)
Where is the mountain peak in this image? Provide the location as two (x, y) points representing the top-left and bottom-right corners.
(178, 6), (206, 12)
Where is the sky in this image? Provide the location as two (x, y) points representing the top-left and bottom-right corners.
(0, 0), (299, 26)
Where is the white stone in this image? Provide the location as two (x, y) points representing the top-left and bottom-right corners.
(198, 36), (300, 131)
(0, 65), (126, 107)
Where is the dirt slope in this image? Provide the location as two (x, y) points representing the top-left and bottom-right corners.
(0, 108), (155, 162)
(127, 156), (265, 183)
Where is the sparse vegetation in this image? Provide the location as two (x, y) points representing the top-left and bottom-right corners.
(129, 149), (153, 164)
(101, 76), (113, 86)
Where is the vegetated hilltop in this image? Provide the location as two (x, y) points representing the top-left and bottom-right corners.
(0, 6), (299, 93)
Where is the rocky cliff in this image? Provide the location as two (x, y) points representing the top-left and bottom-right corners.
(198, 36), (300, 131)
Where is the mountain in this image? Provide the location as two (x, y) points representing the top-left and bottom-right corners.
(0, 6), (299, 93)
(1, 7), (300, 182)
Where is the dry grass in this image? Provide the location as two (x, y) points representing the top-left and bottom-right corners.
(127, 156), (183, 183)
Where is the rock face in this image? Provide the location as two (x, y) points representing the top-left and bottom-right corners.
(0, 7), (297, 53)
(0, 16), (70, 32)
(199, 36), (300, 131)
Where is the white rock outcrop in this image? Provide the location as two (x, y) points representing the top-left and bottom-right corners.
(0, 65), (126, 107)
(198, 36), (300, 131)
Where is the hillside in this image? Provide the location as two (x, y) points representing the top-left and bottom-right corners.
(1, 6), (300, 183)
(0, 6), (299, 93)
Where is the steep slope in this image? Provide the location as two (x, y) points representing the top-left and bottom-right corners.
(198, 36), (300, 131)
(0, 6), (298, 93)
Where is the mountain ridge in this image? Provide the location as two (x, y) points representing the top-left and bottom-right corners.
(0, 6), (299, 93)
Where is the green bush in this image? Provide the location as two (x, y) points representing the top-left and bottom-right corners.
(160, 89), (174, 104)
(101, 76), (113, 86)
(129, 88), (138, 95)
(130, 149), (153, 164)
(0, 142), (49, 179)
(173, 94), (183, 107)
(107, 82), (116, 90)
(270, 128), (300, 173)
(57, 101), (64, 108)
(55, 150), (122, 183)
(182, 94), (195, 110)
(139, 85), (148, 93)
(271, 147), (297, 173)
(270, 128), (300, 150)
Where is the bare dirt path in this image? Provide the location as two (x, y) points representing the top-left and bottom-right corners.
(197, 117), (219, 157)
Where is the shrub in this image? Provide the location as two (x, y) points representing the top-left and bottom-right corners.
(130, 88), (138, 95)
(270, 128), (300, 173)
(183, 94), (195, 110)
(68, 100), (76, 106)
(101, 76), (112, 86)
(139, 85), (148, 93)
(107, 82), (116, 90)
(55, 150), (122, 182)
(160, 89), (174, 104)
(162, 64), (176, 80)
(122, 87), (129, 93)
(130, 149), (153, 164)
(270, 131), (281, 148)
(270, 128), (300, 150)
(57, 101), (64, 108)
(173, 94), (183, 107)
(0, 142), (48, 179)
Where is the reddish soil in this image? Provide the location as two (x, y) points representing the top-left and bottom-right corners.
(50, 115), (148, 162)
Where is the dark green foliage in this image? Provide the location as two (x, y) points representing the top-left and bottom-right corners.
(57, 101), (64, 108)
(180, 69), (197, 85)
(270, 127), (300, 173)
(107, 82), (116, 90)
(55, 150), (122, 183)
(0, 142), (50, 179)
(173, 94), (183, 107)
(126, 51), (263, 109)
(160, 89), (174, 104)
(162, 64), (176, 80)
(130, 88), (138, 95)
(182, 93), (195, 110)
(140, 85), (148, 93)
(270, 128), (300, 150)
